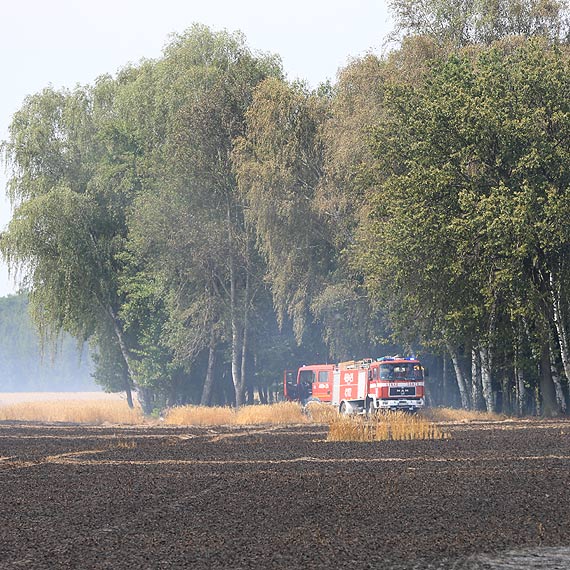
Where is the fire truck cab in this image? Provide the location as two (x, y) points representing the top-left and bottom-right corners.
(284, 364), (335, 404)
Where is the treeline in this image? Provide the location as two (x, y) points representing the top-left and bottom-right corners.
(3, 1), (570, 415)
(0, 295), (93, 391)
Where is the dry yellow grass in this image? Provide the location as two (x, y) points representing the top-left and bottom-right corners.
(421, 407), (506, 423)
(0, 395), (477, 434)
(0, 399), (144, 424)
(235, 402), (307, 425)
(0, 395), (308, 427)
(164, 405), (234, 426)
(305, 402), (339, 423)
(327, 415), (375, 441)
(164, 402), (307, 426)
(327, 411), (448, 442)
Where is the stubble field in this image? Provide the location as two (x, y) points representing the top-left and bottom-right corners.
(1, 417), (569, 569)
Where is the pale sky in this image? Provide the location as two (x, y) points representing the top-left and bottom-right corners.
(0, 0), (393, 296)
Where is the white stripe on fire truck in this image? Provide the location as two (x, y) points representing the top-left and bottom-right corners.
(369, 382), (425, 389)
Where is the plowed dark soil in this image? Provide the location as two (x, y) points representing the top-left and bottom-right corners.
(0, 418), (569, 569)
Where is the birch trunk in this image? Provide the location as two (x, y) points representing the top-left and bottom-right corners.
(239, 268), (250, 406)
(121, 367), (134, 410)
(550, 272), (570, 389)
(227, 201), (244, 408)
(200, 333), (217, 406)
(107, 305), (134, 409)
(446, 342), (471, 409)
(230, 279), (243, 407)
(513, 325), (526, 416)
(480, 346), (495, 413)
(227, 200), (247, 409)
(540, 337), (559, 417)
(471, 348), (484, 410)
(550, 347), (567, 413)
(516, 366), (526, 416)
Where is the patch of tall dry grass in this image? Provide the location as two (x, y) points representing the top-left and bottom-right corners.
(0, 400), (144, 424)
(421, 407), (506, 423)
(164, 402), (308, 426)
(164, 405), (234, 426)
(305, 402), (339, 423)
(235, 402), (306, 425)
(327, 411), (448, 442)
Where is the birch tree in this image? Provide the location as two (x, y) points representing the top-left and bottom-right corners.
(126, 25), (282, 407)
(1, 81), (141, 407)
(389, 0), (570, 46)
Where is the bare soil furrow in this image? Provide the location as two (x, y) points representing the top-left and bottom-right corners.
(0, 418), (569, 569)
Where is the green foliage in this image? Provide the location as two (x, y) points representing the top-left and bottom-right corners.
(4, 18), (570, 414)
(357, 37), (570, 414)
(234, 78), (332, 340)
(389, 0), (570, 47)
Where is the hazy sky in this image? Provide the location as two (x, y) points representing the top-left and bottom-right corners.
(0, 0), (393, 296)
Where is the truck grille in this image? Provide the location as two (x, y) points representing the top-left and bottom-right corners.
(389, 386), (416, 397)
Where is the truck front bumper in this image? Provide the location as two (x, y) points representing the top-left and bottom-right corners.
(372, 397), (424, 412)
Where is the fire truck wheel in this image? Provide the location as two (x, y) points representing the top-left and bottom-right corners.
(303, 399), (321, 418)
(339, 402), (348, 415)
(304, 397), (320, 405)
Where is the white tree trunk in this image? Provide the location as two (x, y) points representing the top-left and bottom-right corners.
(471, 348), (484, 410)
(513, 323), (526, 416)
(200, 334), (217, 406)
(550, 347), (567, 413)
(446, 342), (471, 409)
(227, 200), (246, 408)
(540, 336), (559, 417)
(107, 305), (134, 409)
(239, 268), (250, 404)
(230, 264), (243, 408)
(442, 355), (448, 406)
(516, 366), (526, 416)
(480, 346), (495, 413)
(550, 272), (570, 389)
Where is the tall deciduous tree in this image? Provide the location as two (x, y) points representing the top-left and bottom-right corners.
(1, 80), (141, 407)
(126, 25), (282, 408)
(389, 0), (570, 47)
(358, 38), (570, 415)
(235, 78), (331, 342)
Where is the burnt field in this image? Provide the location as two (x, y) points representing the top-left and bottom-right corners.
(0, 419), (569, 569)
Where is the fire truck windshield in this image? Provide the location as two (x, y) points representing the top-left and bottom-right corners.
(379, 363), (423, 380)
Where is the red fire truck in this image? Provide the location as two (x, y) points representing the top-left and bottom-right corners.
(284, 357), (426, 413)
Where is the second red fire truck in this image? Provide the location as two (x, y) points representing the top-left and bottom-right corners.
(284, 356), (426, 413)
